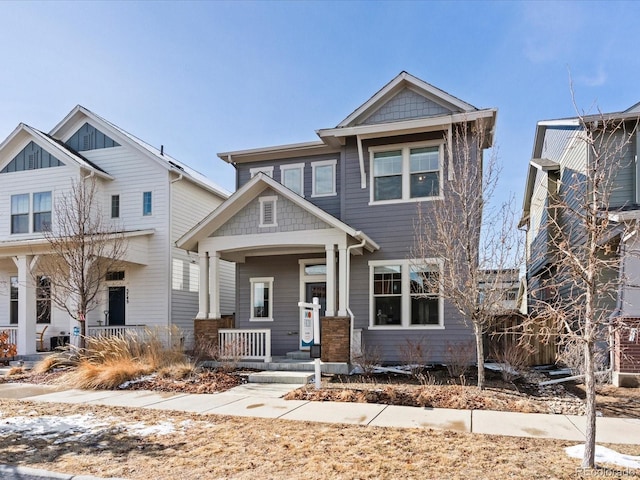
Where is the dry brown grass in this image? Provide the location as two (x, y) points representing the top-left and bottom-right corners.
(0, 398), (638, 479)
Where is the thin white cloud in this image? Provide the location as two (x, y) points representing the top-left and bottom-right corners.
(576, 65), (608, 87)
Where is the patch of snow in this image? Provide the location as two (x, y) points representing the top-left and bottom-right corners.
(126, 421), (175, 436)
(118, 374), (156, 389)
(566, 444), (640, 469)
(485, 363), (519, 376)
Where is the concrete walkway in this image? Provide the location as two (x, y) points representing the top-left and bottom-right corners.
(0, 381), (639, 445)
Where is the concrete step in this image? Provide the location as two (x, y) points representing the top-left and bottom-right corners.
(286, 350), (311, 360)
(247, 371), (314, 384)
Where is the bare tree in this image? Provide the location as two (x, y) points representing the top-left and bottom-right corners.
(526, 96), (637, 468)
(413, 119), (522, 389)
(37, 176), (127, 345)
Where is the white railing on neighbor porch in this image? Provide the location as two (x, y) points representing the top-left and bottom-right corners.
(0, 327), (18, 347)
(218, 328), (272, 362)
(87, 325), (148, 339)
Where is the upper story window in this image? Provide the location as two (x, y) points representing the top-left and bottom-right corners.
(250, 166), (274, 178)
(33, 192), (52, 232)
(142, 191), (152, 216)
(1, 141), (64, 174)
(259, 195), (277, 227)
(370, 259), (443, 329)
(312, 160), (337, 197)
(111, 195), (120, 218)
(370, 141), (442, 204)
(280, 163), (304, 196)
(11, 194), (29, 234)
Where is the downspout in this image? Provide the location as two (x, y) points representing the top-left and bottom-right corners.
(346, 234), (367, 364)
(611, 228), (635, 377)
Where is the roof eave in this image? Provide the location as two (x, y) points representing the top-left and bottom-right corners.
(218, 141), (337, 165)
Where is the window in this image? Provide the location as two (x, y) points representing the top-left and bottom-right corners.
(312, 160), (336, 197)
(106, 271), (125, 281)
(9, 276), (18, 325)
(142, 191), (152, 216)
(36, 276), (51, 324)
(250, 277), (273, 321)
(370, 142), (442, 203)
(111, 195), (120, 218)
(11, 194), (29, 234)
(33, 192), (51, 232)
(259, 195), (277, 227)
(280, 163), (304, 196)
(250, 166), (274, 178)
(370, 259), (443, 328)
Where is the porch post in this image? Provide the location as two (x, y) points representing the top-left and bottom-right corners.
(209, 252), (221, 319)
(325, 245), (336, 316)
(15, 255), (37, 355)
(196, 252), (209, 319)
(338, 246), (348, 316)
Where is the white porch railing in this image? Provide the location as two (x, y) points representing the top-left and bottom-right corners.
(0, 327), (18, 348)
(218, 328), (272, 362)
(87, 325), (148, 339)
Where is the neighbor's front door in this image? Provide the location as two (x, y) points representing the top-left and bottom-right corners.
(108, 286), (126, 326)
(300, 282), (326, 350)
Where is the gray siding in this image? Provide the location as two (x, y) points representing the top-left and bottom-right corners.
(361, 88), (451, 125)
(66, 122), (120, 151)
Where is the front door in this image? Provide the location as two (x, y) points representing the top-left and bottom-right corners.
(108, 286), (126, 326)
(300, 282), (326, 350)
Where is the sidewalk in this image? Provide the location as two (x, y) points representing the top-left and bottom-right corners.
(0, 381), (639, 445)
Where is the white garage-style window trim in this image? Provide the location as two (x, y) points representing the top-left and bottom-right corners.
(369, 258), (444, 329)
(250, 166), (274, 178)
(311, 159), (337, 197)
(258, 195), (277, 227)
(250, 277), (273, 322)
(280, 163), (305, 196)
(369, 140), (444, 205)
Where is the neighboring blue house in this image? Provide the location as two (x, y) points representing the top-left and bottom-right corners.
(179, 72), (497, 364)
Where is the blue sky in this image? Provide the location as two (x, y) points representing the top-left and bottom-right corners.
(1, 0), (639, 207)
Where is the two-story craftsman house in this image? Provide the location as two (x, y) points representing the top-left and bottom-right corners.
(0, 106), (233, 355)
(179, 72), (497, 364)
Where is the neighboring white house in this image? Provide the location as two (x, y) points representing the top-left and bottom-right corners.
(0, 106), (234, 355)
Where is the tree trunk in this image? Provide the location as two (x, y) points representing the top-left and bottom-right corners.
(582, 340), (596, 468)
(474, 323), (485, 390)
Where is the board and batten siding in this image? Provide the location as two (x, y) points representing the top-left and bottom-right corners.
(83, 146), (171, 330)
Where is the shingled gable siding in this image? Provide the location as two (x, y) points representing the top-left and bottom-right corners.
(212, 188), (331, 237)
(341, 134), (474, 364)
(361, 88), (451, 125)
(237, 154), (341, 218)
(236, 254), (315, 356)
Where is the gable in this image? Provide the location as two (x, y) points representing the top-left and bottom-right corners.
(0, 140), (65, 174)
(211, 187), (331, 237)
(360, 88), (451, 126)
(65, 122), (121, 151)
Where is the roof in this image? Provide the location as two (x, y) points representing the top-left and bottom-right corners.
(177, 172), (379, 253)
(50, 106), (231, 199)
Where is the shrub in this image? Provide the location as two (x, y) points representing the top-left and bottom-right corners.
(352, 339), (382, 377)
(399, 336), (430, 378)
(490, 342), (532, 382)
(444, 340), (475, 380)
(0, 331), (17, 361)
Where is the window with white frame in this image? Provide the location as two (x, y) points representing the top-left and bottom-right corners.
(370, 142), (442, 203)
(33, 191), (52, 232)
(9, 276), (18, 325)
(36, 275), (51, 324)
(142, 191), (152, 216)
(311, 160), (336, 197)
(11, 192), (52, 234)
(250, 166), (274, 178)
(280, 163), (304, 196)
(259, 195), (277, 227)
(11, 194), (29, 234)
(250, 277), (273, 321)
(370, 259), (443, 328)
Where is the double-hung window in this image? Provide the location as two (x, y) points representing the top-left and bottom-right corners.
(11, 194), (29, 234)
(311, 160), (336, 197)
(280, 163), (304, 196)
(370, 141), (442, 203)
(142, 191), (152, 216)
(250, 277), (273, 321)
(370, 259), (443, 328)
(33, 192), (52, 232)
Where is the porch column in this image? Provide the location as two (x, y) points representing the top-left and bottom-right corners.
(208, 252), (221, 319)
(15, 255), (37, 355)
(338, 246), (348, 316)
(196, 252), (209, 319)
(325, 245), (336, 316)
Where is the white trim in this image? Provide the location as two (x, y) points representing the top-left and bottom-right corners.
(279, 163), (305, 197)
(311, 159), (337, 197)
(250, 276), (273, 322)
(250, 166), (273, 178)
(369, 140), (444, 205)
(258, 195), (277, 228)
(368, 258), (444, 330)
